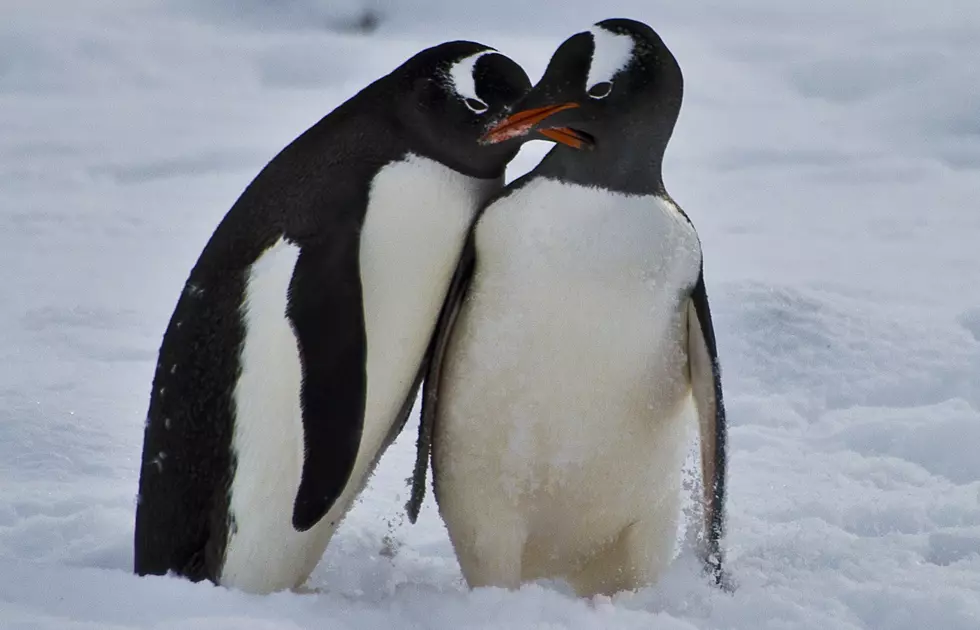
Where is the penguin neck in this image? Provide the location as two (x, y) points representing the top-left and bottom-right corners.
(396, 114), (513, 181)
(535, 135), (667, 197)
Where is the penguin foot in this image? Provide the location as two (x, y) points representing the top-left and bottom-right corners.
(291, 584), (323, 595)
(707, 564), (736, 594)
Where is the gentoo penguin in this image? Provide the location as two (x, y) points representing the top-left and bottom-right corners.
(134, 41), (531, 594)
(407, 19), (729, 596)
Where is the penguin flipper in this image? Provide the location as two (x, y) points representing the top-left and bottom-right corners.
(289, 240), (368, 532)
(406, 235), (477, 523)
(687, 266), (730, 588)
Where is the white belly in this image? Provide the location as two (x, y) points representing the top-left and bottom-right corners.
(221, 154), (496, 593)
(434, 178), (702, 584)
(355, 154), (497, 500)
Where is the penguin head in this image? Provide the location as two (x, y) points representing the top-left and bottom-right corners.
(482, 19), (683, 159)
(392, 42), (532, 179)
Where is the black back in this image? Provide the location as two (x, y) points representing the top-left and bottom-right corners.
(134, 41), (530, 582)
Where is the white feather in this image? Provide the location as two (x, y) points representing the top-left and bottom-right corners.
(220, 154), (497, 594)
(448, 50), (496, 111)
(355, 152), (497, 506)
(434, 179), (702, 595)
(222, 237), (312, 593)
(586, 27), (635, 92)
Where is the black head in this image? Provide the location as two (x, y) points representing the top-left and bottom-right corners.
(483, 19), (683, 194)
(386, 41), (532, 179)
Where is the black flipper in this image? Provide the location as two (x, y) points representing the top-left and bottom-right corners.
(687, 265), (731, 589)
(288, 238), (368, 532)
(406, 235), (477, 523)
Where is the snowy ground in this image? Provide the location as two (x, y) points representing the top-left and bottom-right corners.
(2, 0), (980, 627)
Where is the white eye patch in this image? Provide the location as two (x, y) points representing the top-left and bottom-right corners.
(447, 49), (496, 113)
(586, 27), (635, 97)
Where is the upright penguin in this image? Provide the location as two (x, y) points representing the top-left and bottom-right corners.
(408, 19), (729, 596)
(134, 42), (531, 594)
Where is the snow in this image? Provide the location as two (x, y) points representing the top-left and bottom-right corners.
(2, 0), (979, 627)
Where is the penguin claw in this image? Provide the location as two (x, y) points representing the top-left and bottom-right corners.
(708, 564), (736, 593)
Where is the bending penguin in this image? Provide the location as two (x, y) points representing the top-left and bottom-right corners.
(408, 19), (729, 596)
(134, 41), (531, 594)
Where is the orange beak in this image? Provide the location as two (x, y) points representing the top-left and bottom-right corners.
(482, 102), (590, 149)
(538, 127), (592, 150)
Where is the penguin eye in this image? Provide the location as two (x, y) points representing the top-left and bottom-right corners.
(587, 81), (613, 99)
(464, 97), (489, 114)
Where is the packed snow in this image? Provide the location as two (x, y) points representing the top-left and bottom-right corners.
(2, 0), (979, 627)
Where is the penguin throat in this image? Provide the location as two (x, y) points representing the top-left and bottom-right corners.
(537, 137), (667, 196)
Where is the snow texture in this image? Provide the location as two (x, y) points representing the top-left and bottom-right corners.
(2, 0), (979, 627)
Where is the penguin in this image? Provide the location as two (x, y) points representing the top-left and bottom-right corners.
(133, 41), (531, 594)
(407, 19), (729, 596)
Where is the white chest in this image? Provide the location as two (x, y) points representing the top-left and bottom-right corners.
(439, 178), (702, 502)
(470, 178), (702, 386)
(356, 153), (498, 467)
(476, 178), (701, 296)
